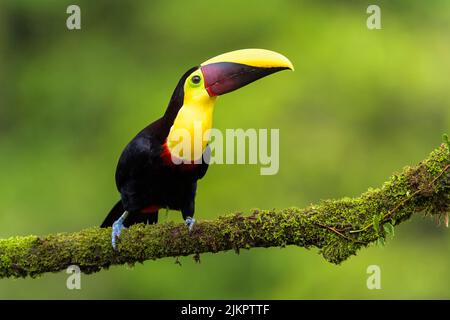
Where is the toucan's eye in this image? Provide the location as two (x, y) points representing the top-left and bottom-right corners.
(191, 75), (201, 85)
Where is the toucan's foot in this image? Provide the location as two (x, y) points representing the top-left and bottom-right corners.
(112, 211), (129, 249)
(185, 217), (196, 232)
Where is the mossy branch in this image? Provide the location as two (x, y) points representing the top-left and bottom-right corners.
(0, 142), (449, 279)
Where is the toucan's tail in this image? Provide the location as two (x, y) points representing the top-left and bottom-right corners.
(101, 200), (124, 228)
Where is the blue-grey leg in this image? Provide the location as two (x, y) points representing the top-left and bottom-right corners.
(112, 211), (129, 249)
(184, 216), (196, 232)
(182, 182), (197, 232)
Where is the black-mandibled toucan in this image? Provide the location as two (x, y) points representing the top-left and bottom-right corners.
(100, 49), (294, 248)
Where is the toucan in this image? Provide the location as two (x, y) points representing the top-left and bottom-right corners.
(100, 49), (294, 248)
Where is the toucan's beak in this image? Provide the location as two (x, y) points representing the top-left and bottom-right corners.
(200, 49), (294, 97)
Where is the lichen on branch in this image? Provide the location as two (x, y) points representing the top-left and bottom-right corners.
(0, 142), (448, 279)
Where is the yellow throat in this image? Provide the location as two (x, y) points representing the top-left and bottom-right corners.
(167, 69), (217, 161)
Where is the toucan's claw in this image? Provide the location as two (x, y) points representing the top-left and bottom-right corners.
(112, 211), (129, 249)
(185, 217), (196, 232)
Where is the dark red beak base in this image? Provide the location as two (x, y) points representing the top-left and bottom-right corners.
(200, 62), (288, 97)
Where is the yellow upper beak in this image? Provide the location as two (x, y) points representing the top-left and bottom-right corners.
(201, 48), (294, 71)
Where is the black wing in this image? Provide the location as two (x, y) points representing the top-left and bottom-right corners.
(195, 144), (211, 180)
(115, 132), (160, 211)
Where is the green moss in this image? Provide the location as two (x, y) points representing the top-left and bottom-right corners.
(0, 142), (448, 278)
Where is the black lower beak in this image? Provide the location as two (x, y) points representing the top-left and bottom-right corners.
(200, 62), (289, 97)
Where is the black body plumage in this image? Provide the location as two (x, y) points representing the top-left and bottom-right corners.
(101, 67), (209, 228)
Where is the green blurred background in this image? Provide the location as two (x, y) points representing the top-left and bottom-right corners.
(0, 0), (449, 299)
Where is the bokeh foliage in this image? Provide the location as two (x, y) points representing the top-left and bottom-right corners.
(0, 0), (449, 298)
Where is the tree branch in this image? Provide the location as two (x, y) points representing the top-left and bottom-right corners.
(0, 142), (449, 279)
